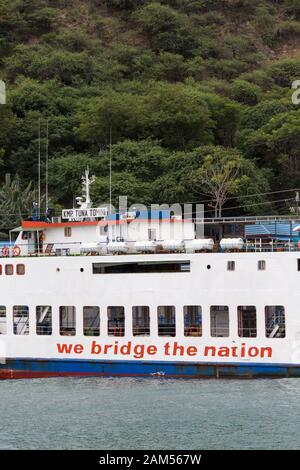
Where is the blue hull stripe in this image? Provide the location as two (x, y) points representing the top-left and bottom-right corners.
(1, 358), (300, 378)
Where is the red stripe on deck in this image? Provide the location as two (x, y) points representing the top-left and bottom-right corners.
(0, 370), (201, 380)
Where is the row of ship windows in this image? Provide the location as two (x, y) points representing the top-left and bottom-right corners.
(0, 305), (286, 339)
(92, 260), (268, 274)
(227, 260), (266, 271)
(0, 264), (25, 275)
(0, 259), (299, 276)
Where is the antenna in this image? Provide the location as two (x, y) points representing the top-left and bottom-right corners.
(109, 127), (112, 214)
(38, 118), (41, 219)
(45, 119), (49, 214)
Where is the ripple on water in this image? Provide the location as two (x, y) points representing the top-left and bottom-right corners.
(0, 377), (299, 450)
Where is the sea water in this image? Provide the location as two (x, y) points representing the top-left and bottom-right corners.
(0, 377), (299, 450)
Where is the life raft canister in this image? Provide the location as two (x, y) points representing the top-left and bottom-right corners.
(12, 245), (21, 257)
(1, 246), (10, 257)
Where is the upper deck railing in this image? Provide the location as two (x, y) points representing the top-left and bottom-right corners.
(198, 215), (300, 225)
(1, 239), (300, 258)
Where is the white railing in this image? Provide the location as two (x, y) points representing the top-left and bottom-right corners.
(1, 239), (300, 259)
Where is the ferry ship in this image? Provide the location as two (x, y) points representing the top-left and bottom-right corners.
(0, 170), (299, 379)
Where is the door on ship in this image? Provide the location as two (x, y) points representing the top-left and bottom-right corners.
(27, 231), (38, 254)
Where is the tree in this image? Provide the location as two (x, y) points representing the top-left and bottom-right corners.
(231, 79), (261, 106)
(191, 146), (270, 217)
(77, 83), (216, 149)
(48, 153), (101, 206)
(96, 139), (167, 181)
(134, 2), (198, 57)
(91, 172), (153, 207)
(76, 91), (146, 147)
(285, 0), (300, 19)
(243, 109), (300, 188)
(0, 173), (38, 229)
(266, 58), (300, 87)
(142, 82), (215, 149)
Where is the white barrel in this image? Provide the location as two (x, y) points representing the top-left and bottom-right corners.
(161, 240), (184, 251)
(107, 242), (129, 254)
(185, 239), (214, 252)
(80, 242), (102, 254)
(220, 238), (244, 251)
(135, 240), (157, 253)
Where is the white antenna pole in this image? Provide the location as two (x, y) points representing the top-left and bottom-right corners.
(38, 118), (41, 219)
(85, 167), (91, 207)
(45, 119), (49, 214)
(109, 127), (112, 214)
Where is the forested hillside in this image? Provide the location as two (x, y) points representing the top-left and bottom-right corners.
(1, 0), (300, 225)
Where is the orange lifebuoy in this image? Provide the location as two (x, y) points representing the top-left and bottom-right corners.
(12, 245), (21, 257)
(1, 246), (9, 258)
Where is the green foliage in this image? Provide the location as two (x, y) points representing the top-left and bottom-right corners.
(104, 0), (149, 9)
(77, 83), (216, 149)
(285, 0), (300, 19)
(134, 3), (198, 57)
(48, 154), (101, 205)
(267, 58), (300, 87)
(0, 174), (38, 228)
(190, 146), (270, 216)
(276, 20), (300, 40)
(0, 0), (57, 48)
(231, 79), (261, 106)
(5, 45), (99, 86)
(243, 109), (300, 187)
(1, 0), (300, 222)
(253, 3), (276, 46)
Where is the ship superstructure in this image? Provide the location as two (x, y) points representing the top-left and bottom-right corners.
(0, 171), (300, 379)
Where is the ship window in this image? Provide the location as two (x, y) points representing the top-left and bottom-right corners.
(210, 306), (229, 337)
(227, 261), (235, 271)
(184, 306), (202, 337)
(16, 264), (25, 275)
(93, 261), (190, 274)
(132, 306), (150, 336)
(108, 307), (125, 336)
(258, 260), (266, 271)
(59, 306), (76, 336)
(158, 306), (176, 337)
(13, 305), (29, 335)
(265, 306), (286, 338)
(238, 306), (257, 337)
(5, 265), (13, 275)
(36, 306), (52, 335)
(0, 306), (6, 335)
(64, 227), (72, 237)
(83, 306), (100, 336)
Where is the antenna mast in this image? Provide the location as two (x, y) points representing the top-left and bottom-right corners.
(109, 127), (112, 213)
(38, 118), (41, 219)
(45, 119), (49, 214)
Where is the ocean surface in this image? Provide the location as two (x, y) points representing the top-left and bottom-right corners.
(0, 377), (299, 450)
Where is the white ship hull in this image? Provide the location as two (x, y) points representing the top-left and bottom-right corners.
(0, 251), (299, 379)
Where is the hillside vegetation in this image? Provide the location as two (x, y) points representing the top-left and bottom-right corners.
(1, 0), (300, 224)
